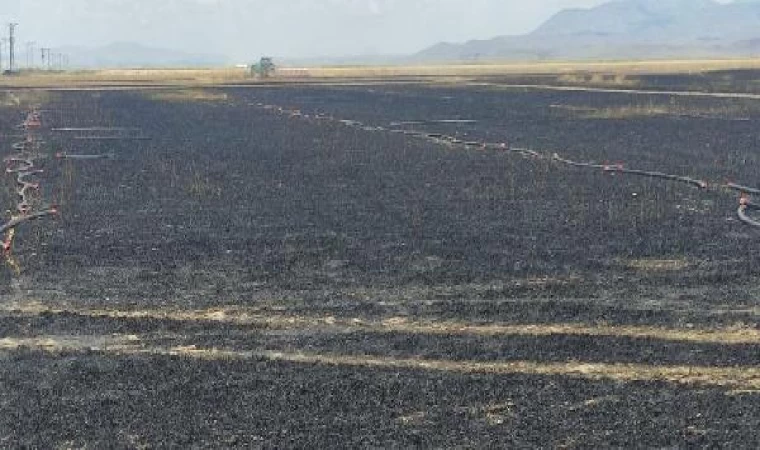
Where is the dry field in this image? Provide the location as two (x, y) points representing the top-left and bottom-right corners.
(2, 58), (760, 88)
(0, 67), (759, 447)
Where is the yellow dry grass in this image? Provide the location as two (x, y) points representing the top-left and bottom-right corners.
(2, 301), (758, 345)
(3, 335), (756, 390)
(144, 89), (229, 103)
(375, 318), (760, 345)
(287, 58), (760, 79)
(599, 105), (744, 119)
(0, 68), (249, 88)
(185, 171), (224, 198)
(622, 258), (691, 272)
(0, 334), (140, 352)
(584, 105), (686, 119)
(0, 90), (52, 108)
(254, 351), (760, 391)
(0, 58), (760, 88)
(556, 72), (637, 87)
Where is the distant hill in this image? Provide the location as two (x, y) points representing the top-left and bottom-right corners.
(415, 0), (760, 62)
(59, 42), (229, 69)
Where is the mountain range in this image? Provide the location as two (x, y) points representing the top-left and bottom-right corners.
(24, 0), (760, 68)
(415, 0), (760, 62)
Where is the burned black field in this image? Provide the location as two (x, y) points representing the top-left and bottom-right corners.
(0, 84), (759, 447)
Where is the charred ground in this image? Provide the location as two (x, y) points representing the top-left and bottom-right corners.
(0, 84), (758, 447)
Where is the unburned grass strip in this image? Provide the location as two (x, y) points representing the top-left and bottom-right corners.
(0, 336), (757, 391)
(2, 302), (758, 345)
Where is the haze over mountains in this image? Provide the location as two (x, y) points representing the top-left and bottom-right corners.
(416, 0), (760, 61)
(55, 43), (228, 69)
(10, 0), (760, 67)
(7, 0), (587, 67)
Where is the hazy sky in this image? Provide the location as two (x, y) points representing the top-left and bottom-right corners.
(0, 0), (736, 60)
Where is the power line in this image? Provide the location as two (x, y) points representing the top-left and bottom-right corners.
(0, 23), (70, 74)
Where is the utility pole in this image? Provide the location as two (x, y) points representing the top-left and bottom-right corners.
(8, 23), (17, 73)
(41, 48), (51, 70)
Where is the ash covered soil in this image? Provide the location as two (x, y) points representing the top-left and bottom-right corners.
(0, 85), (758, 447)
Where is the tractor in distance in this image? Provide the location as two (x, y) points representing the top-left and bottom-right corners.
(250, 57), (276, 78)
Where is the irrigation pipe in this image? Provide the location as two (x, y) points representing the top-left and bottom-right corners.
(255, 101), (760, 229)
